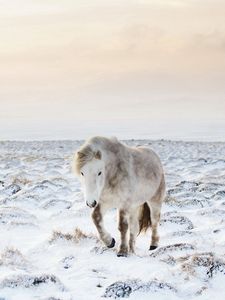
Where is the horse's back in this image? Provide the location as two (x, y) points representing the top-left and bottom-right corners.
(131, 146), (163, 179)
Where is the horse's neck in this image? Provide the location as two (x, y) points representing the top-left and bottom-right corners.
(104, 151), (119, 180)
(104, 146), (129, 186)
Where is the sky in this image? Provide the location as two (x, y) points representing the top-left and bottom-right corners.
(0, 0), (225, 140)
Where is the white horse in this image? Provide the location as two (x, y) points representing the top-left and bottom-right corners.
(73, 136), (165, 257)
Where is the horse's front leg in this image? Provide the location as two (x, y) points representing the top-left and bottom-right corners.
(117, 209), (129, 257)
(129, 208), (139, 253)
(92, 203), (115, 248)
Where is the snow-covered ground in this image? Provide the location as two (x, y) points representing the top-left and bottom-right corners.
(0, 139), (225, 300)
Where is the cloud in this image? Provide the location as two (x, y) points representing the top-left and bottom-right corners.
(0, 0), (225, 116)
(189, 31), (225, 52)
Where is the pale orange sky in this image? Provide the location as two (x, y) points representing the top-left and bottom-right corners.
(0, 0), (225, 140)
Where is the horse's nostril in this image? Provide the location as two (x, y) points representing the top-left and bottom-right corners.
(86, 201), (97, 208)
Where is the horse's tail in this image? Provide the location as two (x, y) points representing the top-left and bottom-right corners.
(138, 202), (151, 234)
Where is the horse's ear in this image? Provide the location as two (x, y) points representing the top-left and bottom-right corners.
(95, 150), (102, 160)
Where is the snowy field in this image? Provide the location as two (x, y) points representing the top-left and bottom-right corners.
(0, 139), (225, 300)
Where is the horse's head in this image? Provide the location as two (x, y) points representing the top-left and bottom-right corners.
(74, 147), (105, 208)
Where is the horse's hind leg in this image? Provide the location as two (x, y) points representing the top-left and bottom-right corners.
(129, 209), (139, 253)
(117, 209), (129, 257)
(92, 203), (115, 248)
(148, 176), (165, 250)
(148, 203), (161, 250)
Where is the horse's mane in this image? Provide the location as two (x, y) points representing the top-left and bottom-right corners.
(74, 136), (119, 175)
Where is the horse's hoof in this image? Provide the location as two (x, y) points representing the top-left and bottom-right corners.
(149, 245), (157, 250)
(117, 252), (128, 257)
(107, 238), (115, 248)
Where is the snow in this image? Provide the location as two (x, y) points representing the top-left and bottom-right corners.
(0, 139), (225, 299)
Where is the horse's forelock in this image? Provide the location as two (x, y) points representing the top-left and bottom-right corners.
(75, 145), (94, 174)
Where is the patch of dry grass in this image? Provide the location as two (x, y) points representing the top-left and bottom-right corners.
(12, 177), (32, 186)
(164, 195), (177, 204)
(178, 252), (225, 280)
(49, 227), (97, 244)
(0, 247), (29, 269)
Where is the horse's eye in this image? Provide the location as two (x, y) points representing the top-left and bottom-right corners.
(81, 172), (84, 176)
(98, 171), (102, 176)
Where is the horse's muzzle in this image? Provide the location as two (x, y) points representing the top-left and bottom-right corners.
(86, 200), (97, 208)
